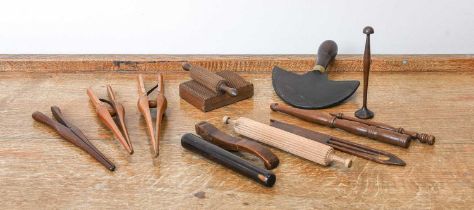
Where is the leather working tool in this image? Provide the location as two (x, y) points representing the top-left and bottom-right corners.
(183, 63), (237, 96)
(137, 74), (167, 157)
(195, 121), (279, 170)
(272, 40), (359, 109)
(270, 119), (406, 166)
(179, 63), (254, 112)
(87, 85), (133, 154)
(270, 103), (434, 147)
(355, 26), (375, 119)
(32, 106), (115, 171)
(181, 133), (276, 187)
(223, 116), (352, 168)
(331, 113), (435, 145)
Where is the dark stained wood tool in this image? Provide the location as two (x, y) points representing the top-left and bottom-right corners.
(181, 133), (276, 187)
(223, 116), (352, 168)
(270, 119), (406, 166)
(355, 26), (375, 119)
(32, 106), (115, 171)
(137, 74), (167, 157)
(331, 113), (435, 145)
(87, 86), (133, 154)
(272, 40), (360, 109)
(182, 63), (237, 96)
(271, 103), (419, 148)
(179, 63), (254, 112)
(195, 121), (279, 170)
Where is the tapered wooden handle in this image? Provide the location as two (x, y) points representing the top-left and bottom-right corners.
(223, 116), (351, 168)
(181, 133), (276, 187)
(271, 103), (412, 148)
(195, 121), (279, 170)
(314, 40), (338, 72)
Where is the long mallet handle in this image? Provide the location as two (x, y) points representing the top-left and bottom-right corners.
(223, 116), (351, 168)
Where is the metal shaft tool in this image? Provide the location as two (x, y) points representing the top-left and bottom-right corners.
(355, 26), (375, 119)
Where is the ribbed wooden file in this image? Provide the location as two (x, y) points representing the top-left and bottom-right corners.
(223, 116), (352, 168)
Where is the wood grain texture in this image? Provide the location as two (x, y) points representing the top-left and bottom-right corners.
(0, 71), (473, 209)
(0, 54), (473, 72)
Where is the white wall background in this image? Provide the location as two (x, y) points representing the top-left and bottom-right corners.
(0, 0), (472, 54)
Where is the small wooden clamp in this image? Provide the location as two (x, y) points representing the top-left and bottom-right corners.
(87, 85), (133, 154)
(179, 63), (253, 112)
(137, 74), (167, 157)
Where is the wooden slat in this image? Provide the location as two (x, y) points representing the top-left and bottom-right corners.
(0, 54), (473, 72)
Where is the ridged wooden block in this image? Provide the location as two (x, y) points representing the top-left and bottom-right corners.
(179, 71), (253, 112)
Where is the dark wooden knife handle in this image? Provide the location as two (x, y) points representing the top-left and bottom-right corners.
(270, 103), (412, 148)
(195, 121), (279, 170)
(316, 40), (338, 69)
(181, 133), (276, 187)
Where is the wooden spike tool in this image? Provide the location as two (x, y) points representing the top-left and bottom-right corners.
(87, 86), (133, 154)
(137, 74), (167, 157)
(223, 116), (352, 168)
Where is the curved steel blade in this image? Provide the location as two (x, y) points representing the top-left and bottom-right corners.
(272, 66), (360, 109)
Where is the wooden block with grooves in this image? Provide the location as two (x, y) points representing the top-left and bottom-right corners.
(179, 71), (253, 112)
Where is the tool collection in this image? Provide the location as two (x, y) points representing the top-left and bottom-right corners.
(31, 26), (436, 187)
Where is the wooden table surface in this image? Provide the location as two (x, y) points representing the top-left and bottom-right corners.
(1, 71), (473, 209)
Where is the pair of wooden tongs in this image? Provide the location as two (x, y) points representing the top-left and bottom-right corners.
(32, 106), (115, 171)
(87, 85), (133, 154)
(137, 74), (167, 157)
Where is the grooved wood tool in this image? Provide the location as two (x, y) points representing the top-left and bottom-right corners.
(223, 116), (352, 168)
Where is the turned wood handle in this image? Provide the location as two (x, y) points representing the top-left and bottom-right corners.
(271, 103), (412, 148)
(181, 133), (276, 187)
(195, 121), (279, 170)
(314, 40), (338, 72)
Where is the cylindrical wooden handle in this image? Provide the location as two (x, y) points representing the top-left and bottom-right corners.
(195, 121), (279, 170)
(270, 103), (412, 148)
(181, 133), (276, 187)
(223, 116), (351, 168)
(333, 113), (435, 145)
(313, 40), (338, 72)
(182, 63), (237, 96)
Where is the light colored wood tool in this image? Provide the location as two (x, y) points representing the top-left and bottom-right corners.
(223, 116), (352, 168)
(137, 74), (167, 157)
(87, 86), (133, 154)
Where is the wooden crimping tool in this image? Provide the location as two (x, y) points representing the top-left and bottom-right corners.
(87, 85), (133, 154)
(179, 63), (253, 112)
(137, 74), (167, 157)
(32, 106), (116, 171)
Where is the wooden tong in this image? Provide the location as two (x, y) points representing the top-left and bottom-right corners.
(32, 106), (115, 171)
(137, 74), (167, 157)
(87, 85), (133, 154)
